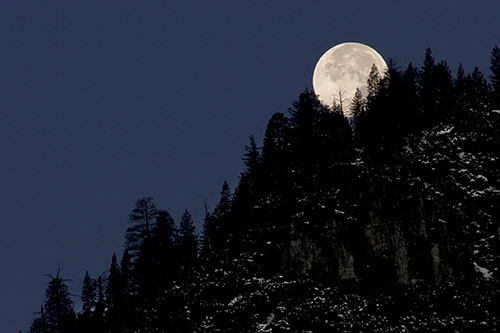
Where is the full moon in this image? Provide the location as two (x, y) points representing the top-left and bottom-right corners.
(312, 42), (388, 117)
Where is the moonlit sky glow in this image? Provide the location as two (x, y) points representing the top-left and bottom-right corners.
(1, 1), (500, 331)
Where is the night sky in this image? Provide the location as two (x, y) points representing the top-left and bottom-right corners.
(1, 1), (499, 331)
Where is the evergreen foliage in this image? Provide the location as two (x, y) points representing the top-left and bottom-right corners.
(29, 269), (75, 333)
(490, 45), (500, 108)
(125, 197), (158, 263)
(80, 271), (96, 316)
(177, 209), (198, 265)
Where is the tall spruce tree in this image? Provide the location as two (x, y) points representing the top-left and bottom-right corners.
(118, 250), (133, 302)
(262, 112), (289, 161)
(94, 276), (105, 331)
(210, 182), (232, 257)
(77, 271), (104, 333)
(233, 136), (262, 206)
(367, 63), (381, 103)
(42, 269), (75, 333)
(80, 271), (97, 316)
(177, 209), (198, 265)
(350, 87), (365, 119)
(434, 60), (454, 121)
(105, 253), (124, 330)
(150, 209), (177, 286)
(490, 45), (500, 109)
(242, 135), (260, 176)
(420, 47), (436, 116)
(125, 197), (158, 263)
(214, 181), (232, 220)
(399, 62), (420, 132)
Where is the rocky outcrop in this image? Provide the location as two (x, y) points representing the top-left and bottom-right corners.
(286, 179), (456, 285)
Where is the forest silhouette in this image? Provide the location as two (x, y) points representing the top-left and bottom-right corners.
(28, 47), (500, 332)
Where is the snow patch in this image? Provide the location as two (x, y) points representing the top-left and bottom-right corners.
(228, 294), (242, 306)
(474, 262), (493, 280)
(436, 126), (454, 136)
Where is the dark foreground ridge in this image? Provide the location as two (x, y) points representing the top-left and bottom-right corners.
(28, 47), (500, 332)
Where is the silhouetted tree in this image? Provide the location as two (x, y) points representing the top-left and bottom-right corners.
(262, 112), (289, 161)
(81, 271), (97, 316)
(350, 87), (365, 119)
(418, 49), (454, 124)
(490, 45), (500, 108)
(367, 64), (381, 103)
(177, 209), (198, 265)
(206, 182), (233, 258)
(94, 276), (105, 330)
(453, 63), (468, 120)
(467, 67), (490, 115)
(419, 48), (437, 122)
(119, 250), (133, 296)
(125, 197), (158, 263)
(355, 63), (385, 155)
(150, 209), (177, 286)
(214, 181), (232, 220)
(77, 271), (104, 332)
(41, 269), (75, 333)
(433, 60), (454, 121)
(104, 253), (125, 331)
(400, 62), (420, 131)
(233, 136), (261, 212)
(243, 135), (260, 175)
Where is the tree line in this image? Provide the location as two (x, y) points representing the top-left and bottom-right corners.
(28, 46), (500, 332)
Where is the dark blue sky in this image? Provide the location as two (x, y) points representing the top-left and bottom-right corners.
(1, 1), (499, 331)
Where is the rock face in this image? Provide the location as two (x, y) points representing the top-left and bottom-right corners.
(285, 177), (457, 286)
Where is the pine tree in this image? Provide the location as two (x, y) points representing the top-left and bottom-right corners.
(419, 48), (437, 121)
(208, 182), (232, 257)
(350, 87), (365, 118)
(262, 112), (289, 161)
(418, 48), (454, 124)
(490, 45), (500, 109)
(261, 112), (290, 196)
(78, 272), (104, 333)
(42, 269), (76, 333)
(177, 209), (198, 265)
(453, 66), (491, 129)
(468, 67), (491, 111)
(200, 183), (233, 260)
(233, 135), (261, 216)
(94, 276), (105, 330)
(151, 209), (177, 286)
(214, 181), (232, 220)
(367, 63), (381, 103)
(243, 135), (261, 176)
(288, 89), (324, 133)
(81, 271), (97, 316)
(125, 197), (158, 263)
(105, 253), (122, 324)
(454, 64), (467, 105)
(434, 60), (454, 121)
(400, 62), (420, 131)
(105, 253), (130, 333)
(119, 250), (133, 295)
(354, 64), (385, 155)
